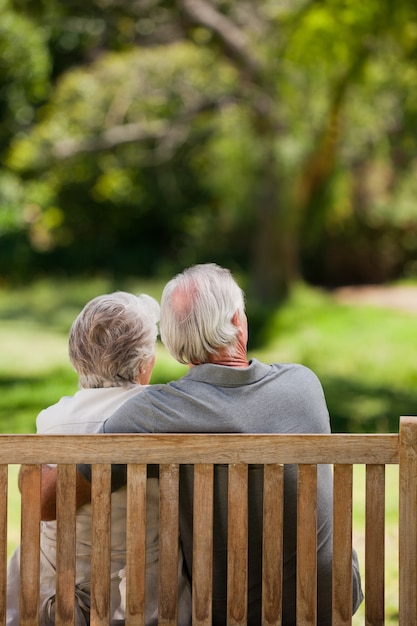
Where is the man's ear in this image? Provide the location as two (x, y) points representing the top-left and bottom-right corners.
(231, 311), (240, 327)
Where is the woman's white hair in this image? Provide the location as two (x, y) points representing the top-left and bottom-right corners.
(69, 291), (160, 388)
(160, 263), (245, 365)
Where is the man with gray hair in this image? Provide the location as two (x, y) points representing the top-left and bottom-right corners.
(42, 264), (363, 625)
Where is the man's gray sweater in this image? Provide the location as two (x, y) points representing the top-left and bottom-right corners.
(80, 359), (363, 625)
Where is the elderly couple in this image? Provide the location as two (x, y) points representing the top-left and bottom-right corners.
(7, 263), (363, 625)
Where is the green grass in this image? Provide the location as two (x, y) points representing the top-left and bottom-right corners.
(0, 277), (412, 621)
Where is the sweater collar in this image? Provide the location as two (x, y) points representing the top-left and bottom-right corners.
(183, 358), (270, 386)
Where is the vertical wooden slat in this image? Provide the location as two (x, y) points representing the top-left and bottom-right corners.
(227, 463), (248, 626)
(399, 416), (417, 626)
(19, 464), (41, 626)
(297, 464), (317, 626)
(0, 465), (8, 626)
(262, 463), (284, 626)
(56, 464), (77, 626)
(125, 464), (147, 626)
(159, 464), (180, 626)
(333, 464), (353, 626)
(192, 463), (214, 626)
(91, 464), (112, 626)
(365, 464), (385, 626)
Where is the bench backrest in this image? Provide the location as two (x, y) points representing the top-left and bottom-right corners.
(0, 416), (416, 625)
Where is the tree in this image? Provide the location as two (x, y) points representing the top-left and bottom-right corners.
(3, 0), (417, 302)
(0, 0), (50, 237)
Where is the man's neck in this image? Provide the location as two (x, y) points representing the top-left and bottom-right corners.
(207, 344), (249, 369)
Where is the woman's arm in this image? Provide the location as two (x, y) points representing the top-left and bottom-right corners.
(39, 465), (92, 521)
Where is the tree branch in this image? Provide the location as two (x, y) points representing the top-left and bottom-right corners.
(177, 0), (261, 81)
(51, 97), (235, 161)
(52, 120), (166, 159)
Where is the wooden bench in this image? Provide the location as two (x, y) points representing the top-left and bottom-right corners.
(0, 415), (416, 625)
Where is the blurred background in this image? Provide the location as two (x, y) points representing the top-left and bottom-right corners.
(1, 0), (417, 434)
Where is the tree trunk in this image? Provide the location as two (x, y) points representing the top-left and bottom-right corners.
(249, 139), (300, 305)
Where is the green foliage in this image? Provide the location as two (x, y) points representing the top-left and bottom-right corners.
(3, 41), (246, 277)
(0, 172), (28, 233)
(1, 0), (417, 295)
(0, 0), (50, 139)
(7, 42), (237, 171)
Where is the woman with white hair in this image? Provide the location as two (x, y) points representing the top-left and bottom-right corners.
(7, 291), (191, 625)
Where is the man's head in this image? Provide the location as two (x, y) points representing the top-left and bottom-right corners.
(69, 291), (160, 388)
(160, 263), (246, 365)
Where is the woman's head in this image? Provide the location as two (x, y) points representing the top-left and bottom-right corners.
(160, 263), (245, 365)
(69, 291), (160, 388)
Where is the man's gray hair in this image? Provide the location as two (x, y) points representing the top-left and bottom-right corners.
(69, 291), (160, 388)
(160, 263), (245, 365)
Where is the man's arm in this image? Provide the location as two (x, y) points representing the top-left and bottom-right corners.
(39, 465), (92, 521)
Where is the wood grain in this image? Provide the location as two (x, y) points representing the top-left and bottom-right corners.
(365, 464), (385, 626)
(332, 464), (353, 626)
(0, 433), (398, 465)
(126, 464), (147, 626)
(3, 417), (417, 625)
(192, 464), (214, 626)
(91, 464), (111, 626)
(262, 463), (284, 626)
(297, 464), (317, 625)
(158, 464), (179, 626)
(227, 464), (248, 626)
(19, 464), (41, 626)
(56, 463), (76, 626)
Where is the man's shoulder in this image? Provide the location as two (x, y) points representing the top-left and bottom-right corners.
(119, 380), (183, 407)
(267, 361), (325, 394)
(269, 361), (319, 379)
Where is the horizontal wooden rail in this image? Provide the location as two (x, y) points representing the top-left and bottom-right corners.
(0, 433), (399, 465)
